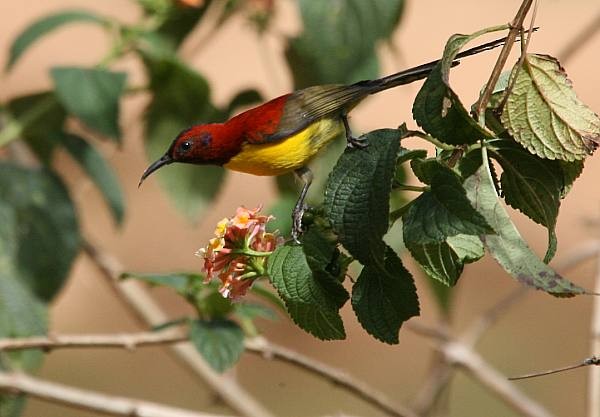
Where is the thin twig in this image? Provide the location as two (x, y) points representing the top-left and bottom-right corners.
(558, 10), (600, 64)
(0, 371), (230, 417)
(411, 355), (453, 416)
(474, 0), (534, 118)
(245, 337), (419, 417)
(508, 357), (599, 381)
(81, 239), (276, 417)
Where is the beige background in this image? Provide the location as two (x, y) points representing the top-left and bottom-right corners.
(2, 0), (600, 416)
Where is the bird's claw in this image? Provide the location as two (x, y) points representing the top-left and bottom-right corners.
(346, 135), (368, 149)
(291, 204), (306, 244)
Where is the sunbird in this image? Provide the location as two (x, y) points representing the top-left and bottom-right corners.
(140, 36), (509, 239)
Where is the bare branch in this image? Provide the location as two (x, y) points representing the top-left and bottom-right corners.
(0, 371), (230, 417)
(0, 331), (186, 352)
(245, 337), (419, 417)
(81, 239), (276, 417)
(0, 331), (418, 417)
(508, 357), (598, 381)
(474, 0), (534, 118)
(589, 242), (600, 417)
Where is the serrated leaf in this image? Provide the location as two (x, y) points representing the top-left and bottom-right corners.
(501, 54), (600, 161)
(7, 92), (66, 163)
(352, 246), (419, 344)
(0, 395), (26, 417)
(286, 0), (404, 87)
(488, 138), (563, 261)
(58, 132), (124, 224)
(143, 54), (226, 220)
(189, 319), (244, 372)
(51, 67), (127, 141)
(6, 10), (108, 70)
(464, 151), (587, 296)
(324, 129), (401, 264)
(121, 272), (192, 293)
(413, 27), (503, 144)
(403, 161), (493, 244)
(267, 245), (346, 340)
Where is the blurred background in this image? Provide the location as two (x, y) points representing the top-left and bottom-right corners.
(1, 0), (600, 416)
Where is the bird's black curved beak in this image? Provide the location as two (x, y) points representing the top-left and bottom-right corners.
(138, 154), (173, 187)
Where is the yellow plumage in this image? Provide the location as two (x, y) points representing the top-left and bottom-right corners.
(224, 117), (344, 176)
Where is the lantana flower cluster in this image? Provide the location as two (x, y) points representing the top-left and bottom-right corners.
(197, 206), (281, 300)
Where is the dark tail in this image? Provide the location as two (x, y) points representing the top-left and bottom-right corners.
(358, 32), (529, 94)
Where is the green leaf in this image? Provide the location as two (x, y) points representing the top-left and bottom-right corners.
(501, 54), (600, 161)
(201, 291), (234, 319)
(413, 27), (504, 144)
(6, 10), (108, 71)
(446, 234), (484, 263)
(121, 272), (193, 293)
(7, 92), (66, 163)
(51, 67), (127, 141)
(154, 2), (212, 48)
(352, 246), (419, 344)
(267, 245), (346, 340)
(234, 303), (277, 321)
(0, 164), (79, 409)
(559, 159), (584, 197)
(0, 395), (27, 417)
(464, 150), (587, 296)
(143, 55), (225, 221)
(286, 0), (404, 87)
(324, 129), (401, 264)
(248, 283), (286, 314)
(488, 138), (563, 262)
(0, 163), (80, 301)
(406, 242), (463, 287)
(189, 319), (244, 372)
(403, 161), (493, 244)
(58, 133), (125, 224)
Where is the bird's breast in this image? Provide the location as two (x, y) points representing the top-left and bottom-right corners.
(223, 117), (344, 176)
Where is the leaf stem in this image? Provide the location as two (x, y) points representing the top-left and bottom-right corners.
(393, 184), (429, 192)
(405, 130), (456, 151)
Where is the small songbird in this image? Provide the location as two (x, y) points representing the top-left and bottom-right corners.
(139, 36), (508, 240)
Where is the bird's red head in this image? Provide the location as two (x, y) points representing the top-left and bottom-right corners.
(138, 123), (243, 187)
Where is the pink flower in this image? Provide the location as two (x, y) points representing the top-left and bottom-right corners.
(197, 206), (282, 300)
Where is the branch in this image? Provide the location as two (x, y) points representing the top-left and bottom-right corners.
(0, 331), (418, 417)
(589, 241), (600, 417)
(81, 239), (276, 417)
(0, 331), (186, 352)
(407, 322), (555, 417)
(474, 0), (534, 118)
(245, 337), (419, 417)
(508, 356), (599, 381)
(0, 371), (229, 417)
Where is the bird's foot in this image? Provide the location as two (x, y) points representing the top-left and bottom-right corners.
(291, 204), (307, 243)
(346, 135), (368, 149)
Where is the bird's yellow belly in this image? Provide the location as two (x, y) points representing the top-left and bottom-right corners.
(224, 118), (344, 176)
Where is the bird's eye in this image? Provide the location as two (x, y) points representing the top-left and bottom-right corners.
(180, 141), (192, 152)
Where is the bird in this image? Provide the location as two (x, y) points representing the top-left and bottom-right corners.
(139, 36), (510, 240)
